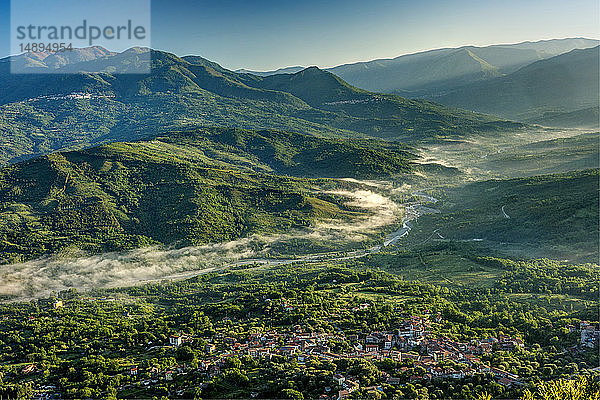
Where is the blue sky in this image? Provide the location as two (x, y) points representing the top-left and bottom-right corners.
(0, 0), (598, 70)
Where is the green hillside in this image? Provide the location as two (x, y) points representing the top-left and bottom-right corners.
(253, 66), (371, 106)
(0, 127), (417, 264)
(408, 169), (599, 263)
(170, 127), (415, 178)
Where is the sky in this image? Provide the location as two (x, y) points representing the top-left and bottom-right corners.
(0, 0), (598, 70)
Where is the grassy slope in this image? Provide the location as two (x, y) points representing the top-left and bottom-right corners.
(407, 169), (599, 263)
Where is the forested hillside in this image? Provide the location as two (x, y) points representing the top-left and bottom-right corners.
(0, 128), (417, 263)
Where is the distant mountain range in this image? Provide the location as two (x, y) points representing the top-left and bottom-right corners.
(232, 38), (599, 127)
(0, 48), (516, 165)
(239, 38), (598, 99)
(9, 46), (115, 72)
(236, 66), (305, 76)
(327, 38), (598, 97)
(433, 46), (600, 122)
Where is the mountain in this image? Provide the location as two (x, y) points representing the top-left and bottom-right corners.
(252, 66), (372, 107)
(8, 46), (115, 73)
(0, 48), (519, 165)
(0, 126), (418, 264)
(327, 38), (599, 96)
(236, 66), (305, 76)
(433, 46), (600, 122)
(179, 127), (415, 178)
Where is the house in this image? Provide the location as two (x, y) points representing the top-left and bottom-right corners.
(490, 367), (519, 381)
(344, 379), (360, 393)
(387, 377), (402, 385)
(280, 345), (300, 356)
(205, 343), (216, 353)
(150, 366), (160, 378)
(337, 390), (350, 400)
(170, 335), (183, 346)
(165, 371), (174, 381)
(22, 364), (36, 374)
(365, 334), (380, 344)
(580, 322), (599, 348)
(498, 377), (520, 387)
(130, 366), (138, 376)
(333, 374), (345, 385)
(365, 344), (379, 353)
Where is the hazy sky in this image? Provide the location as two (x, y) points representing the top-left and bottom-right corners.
(0, 0), (598, 70)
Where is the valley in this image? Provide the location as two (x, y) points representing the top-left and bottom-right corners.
(0, 38), (597, 400)
(0, 124), (596, 300)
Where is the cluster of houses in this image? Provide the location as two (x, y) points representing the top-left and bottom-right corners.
(578, 321), (599, 348)
(163, 315), (524, 394)
(21, 92), (116, 103)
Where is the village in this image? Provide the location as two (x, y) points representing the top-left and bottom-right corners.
(11, 299), (597, 400)
(112, 314), (528, 400)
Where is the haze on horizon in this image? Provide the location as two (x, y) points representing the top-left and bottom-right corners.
(0, 0), (598, 71)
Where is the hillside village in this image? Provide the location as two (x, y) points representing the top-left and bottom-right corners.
(4, 294), (596, 400)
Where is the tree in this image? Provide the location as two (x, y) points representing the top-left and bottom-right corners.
(520, 376), (600, 400)
(281, 389), (304, 400)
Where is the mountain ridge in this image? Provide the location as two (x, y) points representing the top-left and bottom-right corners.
(0, 48), (520, 165)
(0, 126), (419, 264)
(326, 38), (599, 96)
(433, 46), (600, 122)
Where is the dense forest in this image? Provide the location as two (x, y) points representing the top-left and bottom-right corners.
(0, 49), (524, 165)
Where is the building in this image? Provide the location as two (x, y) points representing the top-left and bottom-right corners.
(580, 322), (599, 348)
(333, 374), (345, 385)
(170, 335), (183, 346)
(169, 334), (192, 347)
